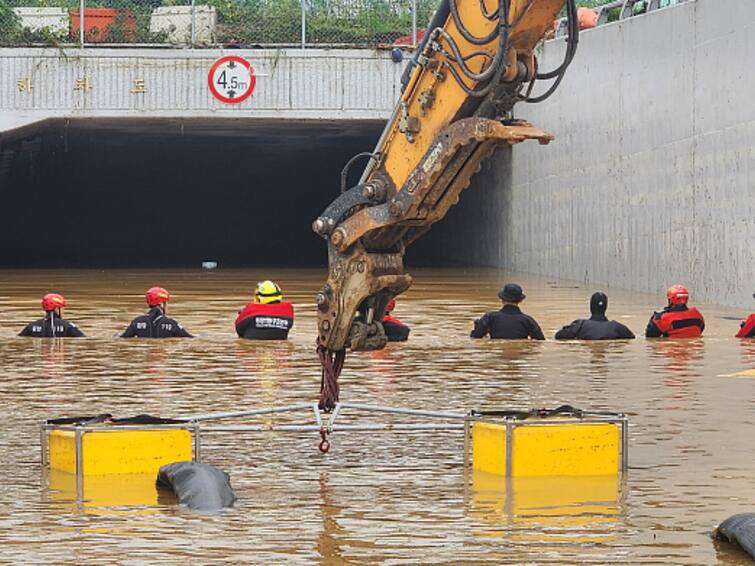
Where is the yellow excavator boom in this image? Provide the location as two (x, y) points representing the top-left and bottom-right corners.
(313, 0), (579, 409)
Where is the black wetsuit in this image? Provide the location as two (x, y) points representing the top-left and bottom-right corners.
(555, 314), (635, 340)
(121, 307), (193, 338)
(19, 313), (85, 337)
(470, 304), (545, 340)
(383, 316), (410, 342)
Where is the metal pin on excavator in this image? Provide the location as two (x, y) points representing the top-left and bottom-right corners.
(313, 0), (580, 410)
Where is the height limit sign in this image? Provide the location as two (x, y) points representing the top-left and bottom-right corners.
(208, 55), (257, 104)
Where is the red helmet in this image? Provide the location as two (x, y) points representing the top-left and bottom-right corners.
(42, 293), (66, 312)
(666, 284), (689, 305)
(146, 287), (170, 306)
(386, 299), (396, 312)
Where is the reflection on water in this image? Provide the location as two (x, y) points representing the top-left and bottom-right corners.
(470, 470), (622, 547)
(47, 470), (161, 512)
(0, 268), (754, 563)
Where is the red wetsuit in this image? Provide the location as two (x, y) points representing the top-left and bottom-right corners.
(736, 314), (755, 338)
(646, 304), (705, 338)
(235, 302), (294, 340)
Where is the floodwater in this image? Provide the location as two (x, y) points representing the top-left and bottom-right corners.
(0, 267), (754, 564)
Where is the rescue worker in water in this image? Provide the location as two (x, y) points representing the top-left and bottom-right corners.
(471, 283), (545, 340)
(235, 280), (294, 340)
(555, 292), (635, 340)
(382, 299), (410, 342)
(121, 287), (193, 338)
(736, 293), (755, 338)
(19, 293), (85, 337)
(645, 284), (705, 338)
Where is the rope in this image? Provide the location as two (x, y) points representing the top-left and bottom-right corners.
(317, 345), (345, 411)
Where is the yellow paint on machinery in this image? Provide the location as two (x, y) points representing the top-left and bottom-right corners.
(380, 0), (565, 186)
(48, 428), (192, 475)
(314, 0), (573, 356)
(472, 419), (621, 477)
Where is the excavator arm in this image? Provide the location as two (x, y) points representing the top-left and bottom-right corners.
(313, 0), (579, 409)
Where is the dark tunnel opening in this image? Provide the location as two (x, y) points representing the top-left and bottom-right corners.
(0, 118), (497, 268)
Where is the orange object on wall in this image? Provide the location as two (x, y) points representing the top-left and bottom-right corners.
(545, 19), (558, 40)
(70, 8), (136, 43)
(577, 7), (598, 30)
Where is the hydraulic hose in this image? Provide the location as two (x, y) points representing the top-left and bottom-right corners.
(340, 152), (380, 193)
(440, 0), (510, 84)
(536, 0), (578, 80)
(449, 0), (500, 45)
(444, 60), (504, 98)
(479, 0), (498, 20)
(401, 0), (450, 92)
(522, 0), (579, 103)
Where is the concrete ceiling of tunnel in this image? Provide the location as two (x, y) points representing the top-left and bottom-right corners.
(33, 117), (385, 140)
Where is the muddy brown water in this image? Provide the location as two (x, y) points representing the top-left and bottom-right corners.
(0, 267), (754, 564)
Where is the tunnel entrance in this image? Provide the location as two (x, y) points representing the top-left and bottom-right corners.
(0, 118), (384, 267)
(0, 117), (497, 268)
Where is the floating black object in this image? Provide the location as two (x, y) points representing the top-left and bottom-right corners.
(157, 461), (236, 511)
(714, 513), (755, 559)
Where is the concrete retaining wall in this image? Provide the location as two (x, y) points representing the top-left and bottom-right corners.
(464, 0), (754, 307)
(0, 48), (405, 134)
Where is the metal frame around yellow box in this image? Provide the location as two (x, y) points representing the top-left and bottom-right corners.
(467, 414), (628, 477)
(41, 422), (200, 478)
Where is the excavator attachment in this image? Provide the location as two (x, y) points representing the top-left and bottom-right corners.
(314, 118), (552, 353)
(313, 0), (579, 410)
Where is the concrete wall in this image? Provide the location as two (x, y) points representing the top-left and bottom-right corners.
(0, 48), (405, 134)
(464, 0), (754, 307)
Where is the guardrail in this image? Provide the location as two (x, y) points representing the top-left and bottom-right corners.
(555, 0), (690, 38)
(0, 0), (435, 48)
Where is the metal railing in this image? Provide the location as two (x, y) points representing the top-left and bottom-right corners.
(0, 0), (436, 48)
(555, 0), (690, 37)
(0, 0), (693, 49)
(179, 401), (628, 470)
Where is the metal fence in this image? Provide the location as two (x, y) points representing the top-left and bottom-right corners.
(0, 0), (437, 48)
(554, 0), (690, 36)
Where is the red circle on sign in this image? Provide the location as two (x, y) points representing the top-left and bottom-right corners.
(207, 55), (256, 104)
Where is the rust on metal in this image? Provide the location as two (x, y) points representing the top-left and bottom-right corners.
(315, 117), (552, 359)
(312, 0), (572, 411)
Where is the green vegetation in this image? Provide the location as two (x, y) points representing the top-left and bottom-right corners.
(0, 0), (674, 47)
(0, 0), (21, 43)
(0, 0), (439, 46)
(2, 0), (170, 43)
(205, 0), (438, 45)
